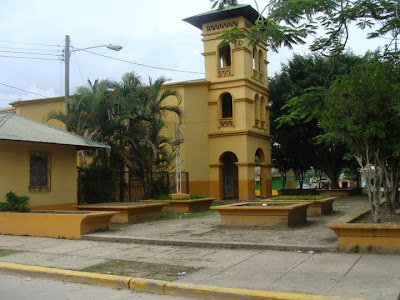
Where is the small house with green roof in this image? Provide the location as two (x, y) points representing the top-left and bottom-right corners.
(0, 112), (109, 209)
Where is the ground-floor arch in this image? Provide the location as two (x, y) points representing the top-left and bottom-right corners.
(220, 151), (238, 199)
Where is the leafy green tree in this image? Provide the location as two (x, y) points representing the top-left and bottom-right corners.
(320, 52), (400, 222)
(271, 52), (360, 188)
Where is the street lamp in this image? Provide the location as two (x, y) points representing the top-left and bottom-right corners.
(64, 35), (122, 114)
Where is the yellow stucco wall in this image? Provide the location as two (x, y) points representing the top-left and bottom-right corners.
(11, 97), (66, 130)
(0, 141), (78, 208)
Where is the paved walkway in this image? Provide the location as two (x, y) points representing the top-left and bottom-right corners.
(0, 234), (399, 299)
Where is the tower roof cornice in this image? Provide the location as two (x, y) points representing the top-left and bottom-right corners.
(183, 4), (260, 29)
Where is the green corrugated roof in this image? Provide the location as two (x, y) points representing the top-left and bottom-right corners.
(0, 112), (110, 150)
(183, 4), (259, 29)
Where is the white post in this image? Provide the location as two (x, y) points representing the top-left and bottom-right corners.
(175, 123), (182, 194)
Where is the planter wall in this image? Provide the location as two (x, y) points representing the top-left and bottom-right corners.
(0, 211), (116, 239)
(262, 197), (337, 217)
(318, 188), (362, 197)
(278, 189), (319, 196)
(76, 202), (167, 223)
(325, 206), (400, 253)
(142, 198), (215, 214)
(211, 202), (310, 227)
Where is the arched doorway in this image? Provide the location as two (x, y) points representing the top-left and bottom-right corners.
(255, 148), (266, 197)
(220, 152), (238, 199)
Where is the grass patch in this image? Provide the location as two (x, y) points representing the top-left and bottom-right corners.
(159, 210), (216, 220)
(273, 195), (329, 201)
(109, 223), (131, 230)
(0, 249), (20, 257)
(211, 200), (237, 206)
(82, 259), (199, 281)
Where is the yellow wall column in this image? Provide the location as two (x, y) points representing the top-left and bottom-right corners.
(209, 163), (223, 200)
(236, 162), (255, 200)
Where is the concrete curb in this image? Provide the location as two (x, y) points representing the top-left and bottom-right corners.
(81, 234), (338, 253)
(0, 262), (130, 289)
(0, 262), (359, 300)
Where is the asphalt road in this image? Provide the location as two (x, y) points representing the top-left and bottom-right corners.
(0, 273), (196, 300)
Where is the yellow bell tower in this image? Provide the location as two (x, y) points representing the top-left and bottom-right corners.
(184, 4), (272, 200)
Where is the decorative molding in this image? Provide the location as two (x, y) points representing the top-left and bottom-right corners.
(209, 129), (273, 139)
(210, 163), (223, 167)
(234, 97), (253, 103)
(202, 51), (216, 57)
(219, 118), (234, 127)
(218, 67), (233, 77)
(235, 162), (258, 167)
(206, 20), (239, 32)
(208, 101), (218, 105)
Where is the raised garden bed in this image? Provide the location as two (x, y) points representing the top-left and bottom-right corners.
(262, 196), (337, 217)
(318, 188), (362, 197)
(142, 198), (215, 214)
(0, 210), (116, 239)
(211, 202), (310, 227)
(278, 189), (319, 196)
(325, 206), (400, 253)
(75, 202), (167, 224)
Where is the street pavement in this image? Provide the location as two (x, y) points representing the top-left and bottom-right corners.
(0, 234), (399, 299)
(0, 273), (194, 300)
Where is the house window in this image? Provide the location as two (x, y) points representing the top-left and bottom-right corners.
(29, 152), (50, 191)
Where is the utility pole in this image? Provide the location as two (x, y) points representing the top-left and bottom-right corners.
(64, 35), (70, 115)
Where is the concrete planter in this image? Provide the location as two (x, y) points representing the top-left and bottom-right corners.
(261, 197), (337, 217)
(325, 206), (400, 253)
(211, 202), (311, 227)
(318, 188), (362, 197)
(0, 210), (116, 239)
(76, 202), (167, 224)
(142, 198), (215, 214)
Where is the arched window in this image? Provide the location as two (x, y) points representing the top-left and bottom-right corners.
(258, 50), (264, 73)
(218, 43), (231, 68)
(260, 96), (266, 127)
(254, 94), (260, 126)
(221, 93), (233, 118)
(252, 47), (257, 70)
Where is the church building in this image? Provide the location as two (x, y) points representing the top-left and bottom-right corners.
(4, 4), (272, 200)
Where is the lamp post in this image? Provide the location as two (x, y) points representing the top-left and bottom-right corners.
(64, 34), (122, 114)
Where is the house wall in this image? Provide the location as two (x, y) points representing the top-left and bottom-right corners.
(12, 97), (66, 130)
(0, 140), (78, 209)
(161, 82), (211, 196)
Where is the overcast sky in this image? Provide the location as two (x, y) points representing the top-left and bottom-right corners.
(0, 0), (388, 109)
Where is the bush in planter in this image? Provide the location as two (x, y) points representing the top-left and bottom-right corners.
(0, 192), (29, 212)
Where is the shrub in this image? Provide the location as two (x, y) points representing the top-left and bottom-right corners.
(0, 192), (29, 212)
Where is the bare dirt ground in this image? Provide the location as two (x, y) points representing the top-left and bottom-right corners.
(96, 195), (370, 249)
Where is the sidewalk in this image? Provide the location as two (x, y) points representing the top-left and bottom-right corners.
(0, 234), (399, 299)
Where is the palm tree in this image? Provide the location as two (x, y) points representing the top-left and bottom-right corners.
(48, 73), (183, 201)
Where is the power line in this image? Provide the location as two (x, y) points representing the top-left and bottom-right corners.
(0, 82), (47, 98)
(0, 50), (62, 57)
(0, 46), (62, 52)
(0, 39), (62, 47)
(0, 55), (60, 61)
(80, 49), (205, 75)
(71, 42), (86, 85)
